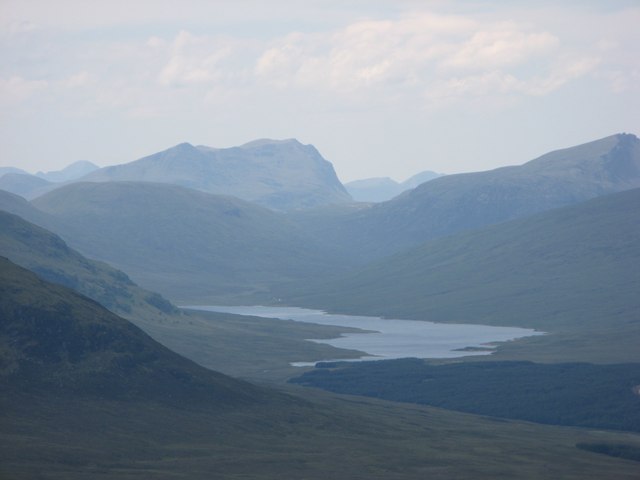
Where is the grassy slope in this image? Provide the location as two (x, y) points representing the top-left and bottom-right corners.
(5, 257), (640, 479)
(290, 133), (640, 262)
(0, 210), (176, 320)
(30, 181), (354, 303)
(283, 189), (640, 363)
(4, 383), (640, 479)
(0, 209), (366, 381)
(0, 256), (265, 404)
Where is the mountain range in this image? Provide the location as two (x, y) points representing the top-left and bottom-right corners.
(291, 133), (640, 262)
(2, 133), (639, 305)
(3, 132), (640, 478)
(79, 139), (351, 210)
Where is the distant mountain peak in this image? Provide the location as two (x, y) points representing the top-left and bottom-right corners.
(240, 138), (300, 148)
(79, 139), (351, 210)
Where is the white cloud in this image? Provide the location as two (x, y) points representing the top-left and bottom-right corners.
(253, 12), (593, 105)
(0, 75), (48, 106)
(441, 27), (559, 71)
(61, 71), (93, 88)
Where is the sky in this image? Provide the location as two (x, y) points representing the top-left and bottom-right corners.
(1, 0), (639, 182)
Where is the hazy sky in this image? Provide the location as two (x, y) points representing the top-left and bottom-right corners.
(1, 0), (638, 182)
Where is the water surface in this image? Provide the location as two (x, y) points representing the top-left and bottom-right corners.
(187, 305), (542, 366)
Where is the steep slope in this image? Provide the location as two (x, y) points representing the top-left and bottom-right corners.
(283, 188), (640, 361)
(0, 211), (176, 319)
(295, 133), (640, 261)
(0, 256), (264, 404)
(31, 181), (353, 302)
(81, 139), (351, 210)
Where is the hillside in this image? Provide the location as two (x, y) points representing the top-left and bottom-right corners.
(294, 133), (640, 261)
(0, 256), (264, 404)
(80, 139), (352, 210)
(30, 181), (354, 302)
(0, 210), (176, 319)
(2, 257), (640, 479)
(282, 188), (640, 363)
(0, 209), (372, 381)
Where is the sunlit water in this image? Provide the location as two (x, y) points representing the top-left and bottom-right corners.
(185, 305), (543, 366)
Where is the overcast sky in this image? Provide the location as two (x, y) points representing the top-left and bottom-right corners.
(1, 0), (638, 182)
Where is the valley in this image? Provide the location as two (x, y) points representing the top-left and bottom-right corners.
(2, 133), (640, 478)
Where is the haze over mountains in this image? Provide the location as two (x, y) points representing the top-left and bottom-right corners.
(29, 181), (355, 302)
(293, 133), (640, 261)
(0, 161), (100, 199)
(1, 133), (639, 305)
(345, 170), (444, 202)
(80, 139), (351, 210)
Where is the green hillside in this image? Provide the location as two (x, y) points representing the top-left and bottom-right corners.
(30, 181), (354, 302)
(282, 188), (640, 363)
(0, 210), (176, 319)
(0, 210), (366, 380)
(3, 257), (640, 479)
(0, 256), (264, 404)
(291, 133), (640, 261)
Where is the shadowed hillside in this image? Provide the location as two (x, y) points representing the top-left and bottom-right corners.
(0, 256), (265, 404)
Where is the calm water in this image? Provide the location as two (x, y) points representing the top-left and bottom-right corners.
(186, 305), (542, 366)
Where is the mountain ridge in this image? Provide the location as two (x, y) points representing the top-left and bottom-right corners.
(79, 139), (352, 210)
(293, 133), (640, 261)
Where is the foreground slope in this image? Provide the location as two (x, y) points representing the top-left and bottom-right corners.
(0, 210), (368, 380)
(294, 133), (640, 260)
(283, 188), (640, 362)
(0, 256), (263, 404)
(2, 260), (640, 479)
(31, 181), (353, 302)
(80, 139), (352, 210)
